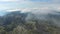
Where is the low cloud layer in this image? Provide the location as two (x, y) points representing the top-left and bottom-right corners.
(5, 7), (60, 15)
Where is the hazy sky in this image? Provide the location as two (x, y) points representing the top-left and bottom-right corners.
(0, 0), (60, 10)
(0, 0), (60, 15)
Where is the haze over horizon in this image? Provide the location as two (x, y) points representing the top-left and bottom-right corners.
(0, 0), (60, 15)
(0, 0), (60, 10)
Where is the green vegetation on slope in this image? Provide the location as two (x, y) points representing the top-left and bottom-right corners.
(0, 11), (60, 34)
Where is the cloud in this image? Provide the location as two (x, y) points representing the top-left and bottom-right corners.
(52, 0), (60, 2)
(5, 6), (60, 13)
(0, 0), (60, 17)
(0, 0), (60, 11)
(6, 8), (23, 12)
(0, 0), (19, 2)
(0, 0), (27, 2)
(24, 0), (60, 4)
